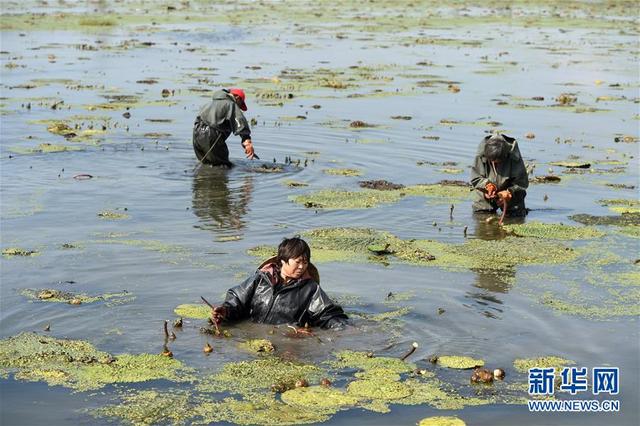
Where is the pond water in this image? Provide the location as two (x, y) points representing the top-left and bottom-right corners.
(1, 1), (638, 425)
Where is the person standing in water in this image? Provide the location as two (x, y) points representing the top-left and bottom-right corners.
(192, 88), (258, 167)
(470, 133), (529, 217)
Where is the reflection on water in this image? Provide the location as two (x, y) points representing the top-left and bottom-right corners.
(191, 166), (253, 235)
(464, 216), (520, 318)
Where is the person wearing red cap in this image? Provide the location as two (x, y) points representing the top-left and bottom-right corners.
(193, 88), (257, 166)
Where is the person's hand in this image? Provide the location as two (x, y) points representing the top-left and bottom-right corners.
(242, 139), (256, 159)
(484, 182), (497, 199)
(211, 306), (227, 325)
(497, 190), (512, 205)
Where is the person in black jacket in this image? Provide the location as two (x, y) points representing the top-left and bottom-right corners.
(193, 88), (257, 167)
(210, 237), (349, 329)
(470, 133), (529, 217)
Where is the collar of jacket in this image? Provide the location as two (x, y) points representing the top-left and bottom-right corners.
(259, 262), (313, 287)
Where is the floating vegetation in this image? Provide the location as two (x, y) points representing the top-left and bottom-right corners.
(292, 183), (471, 210)
(283, 180), (309, 188)
(570, 212), (640, 226)
(359, 180), (404, 190)
(2, 247), (39, 257)
(327, 351), (413, 374)
(196, 357), (323, 398)
(21, 289), (132, 305)
(281, 386), (359, 409)
(238, 339), (275, 354)
(550, 161), (590, 168)
(173, 304), (210, 319)
(0, 333), (191, 391)
(10, 143), (83, 155)
(437, 356), (484, 369)
(598, 199), (640, 214)
(92, 390), (195, 426)
(418, 416), (466, 426)
(97, 210), (129, 220)
(292, 189), (402, 209)
(503, 222), (605, 240)
(323, 168), (362, 177)
(618, 226), (640, 238)
(513, 356), (575, 373)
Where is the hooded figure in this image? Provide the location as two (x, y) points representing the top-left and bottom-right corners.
(192, 88), (257, 167)
(470, 133), (529, 216)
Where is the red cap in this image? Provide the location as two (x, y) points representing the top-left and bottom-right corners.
(229, 88), (247, 111)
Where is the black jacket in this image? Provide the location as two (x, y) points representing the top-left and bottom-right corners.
(221, 264), (349, 329)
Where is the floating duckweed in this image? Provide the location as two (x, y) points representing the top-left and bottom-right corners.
(0, 333), (189, 391)
(368, 307), (412, 322)
(173, 304), (210, 319)
(598, 199), (640, 214)
(291, 183), (472, 210)
(570, 212), (640, 226)
(323, 168), (363, 177)
(437, 356), (484, 369)
(292, 189), (402, 209)
(418, 416), (466, 426)
(238, 339), (275, 353)
(438, 168), (464, 174)
(281, 386), (359, 409)
(21, 289), (132, 305)
(92, 389), (195, 425)
(196, 357), (323, 398)
(202, 395), (331, 425)
(539, 293), (640, 318)
(503, 222), (605, 240)
(97, 210), (129, 220)
(402, 184), (472, 200)
(2, 247), (39, 257)
(301, 227), (577, 270)
(328, 351), (413, 374)
(354, 368), (401, 381)
(347, 378), (413, 400)
(618, 226), (640, 238)
(247, 245), (278, 259)
(513, 356), (575, 373)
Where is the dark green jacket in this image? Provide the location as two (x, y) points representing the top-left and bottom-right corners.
(470, 134), (529, 197)
(198, 89), (251, 142)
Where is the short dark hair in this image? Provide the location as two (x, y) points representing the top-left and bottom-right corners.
(277, 236), (311, 263)
(484, 135), (509, 162)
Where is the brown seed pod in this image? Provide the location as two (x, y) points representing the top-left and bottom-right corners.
(295, 379), (309, 388)
(320, 378), (332, 387)
(203, 343), (213, 353)
(162, 349), (173, 358)
(471, 368), (494, 384)
(493, 368), (506, 380)
(69, 298), (82, 305)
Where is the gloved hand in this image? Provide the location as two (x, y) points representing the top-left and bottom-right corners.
(497, 190), (512, 204)
(484, 182), (497, 199)
(211, 306), (227, 325)
(242, 139), (256, 159)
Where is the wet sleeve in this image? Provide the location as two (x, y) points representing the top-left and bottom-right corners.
(470, 154), (490, 190)
(507, 155), (529, 195)
(221, 273), (258, 321)
(230, 106), (251, 142)
(306, 285), (349, 329)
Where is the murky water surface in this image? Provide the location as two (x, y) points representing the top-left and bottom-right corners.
(1, 1), (638, 425)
